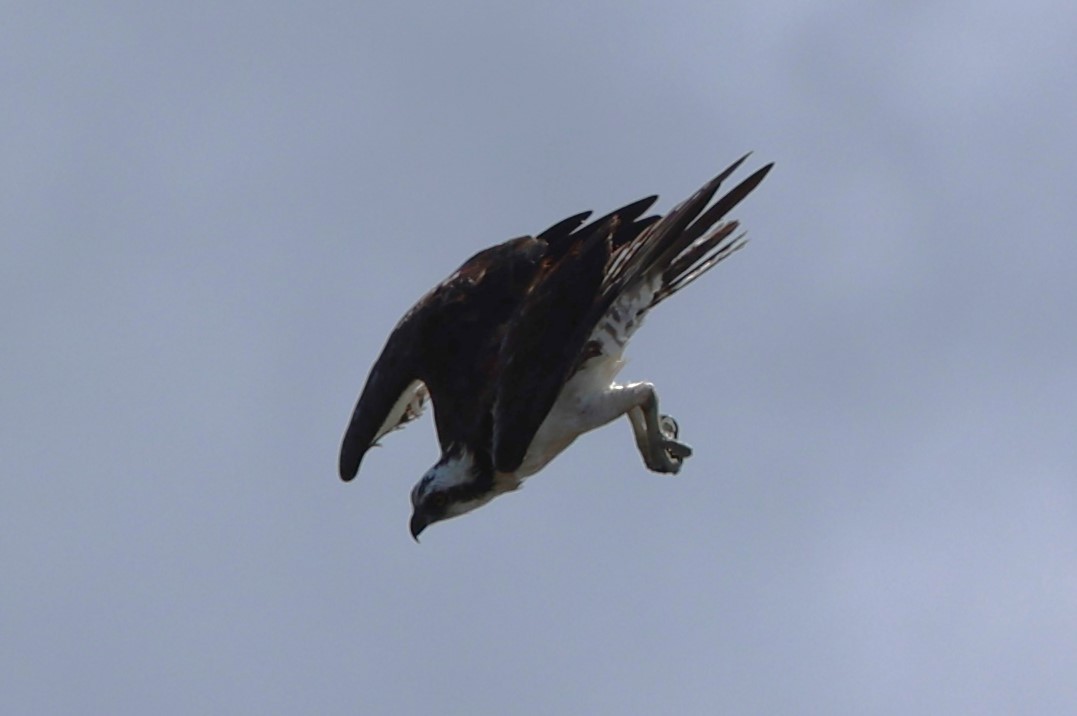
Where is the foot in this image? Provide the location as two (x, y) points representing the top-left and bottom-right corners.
(625, 386), (694, 475)
(644, 414), (692, 473)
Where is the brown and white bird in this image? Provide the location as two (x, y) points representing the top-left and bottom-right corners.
(339, 155), (772, 538)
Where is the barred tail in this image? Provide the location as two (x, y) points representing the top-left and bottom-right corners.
(652, 220), (745, 306)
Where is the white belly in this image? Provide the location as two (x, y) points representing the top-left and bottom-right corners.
(514, 352), (625, 478)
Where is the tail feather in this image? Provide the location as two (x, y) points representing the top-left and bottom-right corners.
(603, 163), (736, 296)
(604, 157), (772, 313)
(654, 223), (745, 305)
(649, 162), (773, 303)
(646, 162), (773, 283)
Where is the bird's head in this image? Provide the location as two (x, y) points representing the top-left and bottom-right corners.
(409, 446), (500, 540)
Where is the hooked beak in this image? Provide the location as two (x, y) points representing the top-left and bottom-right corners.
(409, 511), (428, 542)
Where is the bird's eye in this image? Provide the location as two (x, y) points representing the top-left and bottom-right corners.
(426, 493), (448, 512)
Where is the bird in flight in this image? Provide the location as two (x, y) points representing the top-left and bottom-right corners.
(339, 155), (772, 539)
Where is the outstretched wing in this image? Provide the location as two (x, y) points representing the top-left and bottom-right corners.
(338, 313), (424, 481)
(489, 196), (664, 472)
(490, 218), (615, 472)
(339, 236), (547, 481)
(490, 157), (773, 472)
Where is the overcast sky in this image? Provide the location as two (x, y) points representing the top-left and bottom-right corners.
(3, 2), (1076, 714)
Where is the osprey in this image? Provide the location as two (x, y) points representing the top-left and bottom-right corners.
(340, 155), (772, 539)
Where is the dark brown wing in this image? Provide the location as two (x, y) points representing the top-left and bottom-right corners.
(490, 218), (615, 472)
(538, 196), (659, 262)
(490, 157), (773, 473)
(490, 194), (667, 470)
(339, 236), (546, 481)
(338, 313), (422, 481)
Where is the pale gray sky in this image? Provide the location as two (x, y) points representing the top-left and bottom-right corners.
(3, 2), (1076, 714)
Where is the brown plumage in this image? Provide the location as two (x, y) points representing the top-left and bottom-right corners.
(338, 156), (773, 537)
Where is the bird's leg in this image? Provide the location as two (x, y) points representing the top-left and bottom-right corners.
(538, 381), (691, 474)
(623, 382), (692, 474)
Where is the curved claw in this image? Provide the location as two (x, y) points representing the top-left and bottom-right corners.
(640, 415), (691, 474)
(663, 438), (693, 460)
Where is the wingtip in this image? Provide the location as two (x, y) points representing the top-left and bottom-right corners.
(733, 150), (752, 166)
(721, 154), (775, 183)
(338, 448), (362, 482)
(703, 153), (754, 192)
(537, 210), (593, 242)
(739, 162), (775, 193)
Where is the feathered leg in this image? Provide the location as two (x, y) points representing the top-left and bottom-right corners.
(522, 378), (692, 477)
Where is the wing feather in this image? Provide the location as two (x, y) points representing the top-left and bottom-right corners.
(491, 219), (615, 472)
(339, 237), (546, 481)
(339, 316), (423, 481)
(490, 157), (773, 473)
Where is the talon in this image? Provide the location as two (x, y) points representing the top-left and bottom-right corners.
(644, 440), (690, 474)
(659, 414), (679, 439)
(663, 439), (693, 460)
(648, 455), (681, 474)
